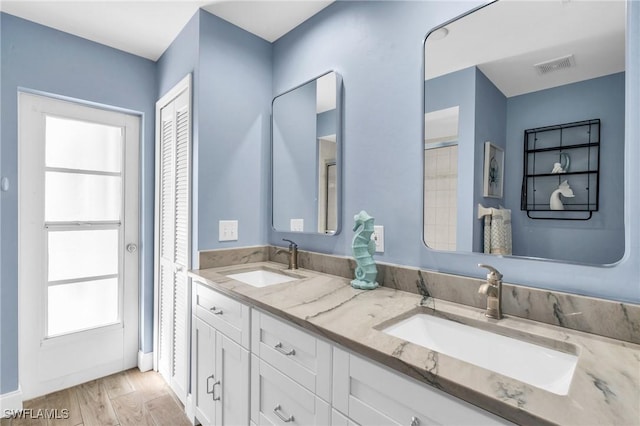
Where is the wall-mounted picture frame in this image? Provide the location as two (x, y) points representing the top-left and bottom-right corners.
(483, 141), (504, 198)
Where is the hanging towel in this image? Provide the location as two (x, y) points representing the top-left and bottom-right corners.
(478, 204), (512, 255)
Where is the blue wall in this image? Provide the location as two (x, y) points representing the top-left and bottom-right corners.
(196, 10), (272, 255)
(0, 13), (157, 394)
(157, 9), (272, 263)
(270, 0), (640, 303)
(505, 73), (625, 264)
(273, 81), (317, 231)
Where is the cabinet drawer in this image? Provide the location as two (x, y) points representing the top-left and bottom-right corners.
(251, 356), (330, 425)
(251, 310), (331, 401)
(333, 348), (513, 426)
(194, 282), (250, 348)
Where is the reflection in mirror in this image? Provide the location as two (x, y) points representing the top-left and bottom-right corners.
(272, 71), (342, 234)
(423, 0), (626, 265)
(424, 107), (459, 251)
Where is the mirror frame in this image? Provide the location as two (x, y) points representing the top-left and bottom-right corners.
(270, 70), (344, 236)
(420, 0), (626, 266)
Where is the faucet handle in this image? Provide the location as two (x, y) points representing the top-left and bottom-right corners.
(282, 238), (297, 248)
(478, 263), (503, 281)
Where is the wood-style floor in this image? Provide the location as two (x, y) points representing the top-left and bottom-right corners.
(1, 369), (191, 426)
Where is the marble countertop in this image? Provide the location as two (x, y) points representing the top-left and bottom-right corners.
(190, 262), (640, 426)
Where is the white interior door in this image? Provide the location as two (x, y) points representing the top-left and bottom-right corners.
(18, 92), (140, 400)
(154, 74), (191, 404)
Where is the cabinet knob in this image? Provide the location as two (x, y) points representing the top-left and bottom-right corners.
(209, 307), (224, 315)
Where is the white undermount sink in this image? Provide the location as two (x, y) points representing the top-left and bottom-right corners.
(225, 267), (302, 288)
(382, 313), (578, 395)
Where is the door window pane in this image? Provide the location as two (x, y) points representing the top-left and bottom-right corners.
(48, 230), (118, 282)
(46, 116), (122, 173)
(47, 278), (118, 337)
(45, 172), (121, 222)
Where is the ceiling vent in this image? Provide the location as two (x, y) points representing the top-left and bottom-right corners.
(534, 54), (576, 75)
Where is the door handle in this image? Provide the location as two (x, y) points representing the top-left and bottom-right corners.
(126, 243), (137, 253)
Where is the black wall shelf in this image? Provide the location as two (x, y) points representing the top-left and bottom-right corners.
(521, 119), (600, 220)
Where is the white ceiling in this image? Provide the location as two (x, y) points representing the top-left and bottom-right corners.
(425, 0), (626, 97)
(0, 0), (334, 61)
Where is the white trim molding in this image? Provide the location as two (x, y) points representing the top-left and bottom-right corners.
(137, 350), (154, 372)
(1, 387), (23, 418)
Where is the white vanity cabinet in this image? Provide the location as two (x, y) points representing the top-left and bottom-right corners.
(190, 279), (513, 426)
(332, 348), (513, 426)
(192, 282), (250, 426)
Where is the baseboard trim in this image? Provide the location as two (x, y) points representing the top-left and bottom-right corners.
(1, 387), (23, 418)
(137, 350), (154, 372)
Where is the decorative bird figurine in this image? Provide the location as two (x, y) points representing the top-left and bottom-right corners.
(551, 162), (565, 174)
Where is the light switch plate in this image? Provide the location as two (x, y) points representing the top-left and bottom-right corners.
(219, 220), (238, 241)
(372, 225), (384, 252)
(290, 218), (304, 232)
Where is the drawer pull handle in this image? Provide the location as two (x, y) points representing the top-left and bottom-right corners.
(410, 416), (420, 426)
(212, 380), (221, 401)
(274, 342), (295, 356)
(209, 306), (224, 315)
(206, 374), (215, 395)
(273, 404), (294, 423)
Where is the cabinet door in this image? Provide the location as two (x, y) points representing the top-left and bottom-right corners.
(215, 333), (250, 426)
(194, 317), (216, 426)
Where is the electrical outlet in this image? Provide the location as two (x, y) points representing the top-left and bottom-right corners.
(290, 218), (304, 232)
(219, 220), (238, 241)
(372, 225), (384, 253)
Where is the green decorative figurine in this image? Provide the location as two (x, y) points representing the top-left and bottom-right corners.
(351, 210), (379, 290)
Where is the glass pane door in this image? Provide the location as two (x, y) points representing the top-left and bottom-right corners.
(44, 115), (124, 337)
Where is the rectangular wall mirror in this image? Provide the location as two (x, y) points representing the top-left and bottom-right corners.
(272, 71), (343, 235)
(423, 0), (626, 265)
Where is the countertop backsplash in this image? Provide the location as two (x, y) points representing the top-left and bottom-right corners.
(198, 246), (640, 345)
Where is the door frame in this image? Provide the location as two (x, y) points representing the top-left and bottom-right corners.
(17, 90), (141, 399)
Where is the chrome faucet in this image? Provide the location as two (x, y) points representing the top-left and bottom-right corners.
(478, 264), (503, 319)
(282, 239), (298, 270)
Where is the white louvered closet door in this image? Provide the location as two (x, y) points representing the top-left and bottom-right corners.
(155, 75), (191, 405)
